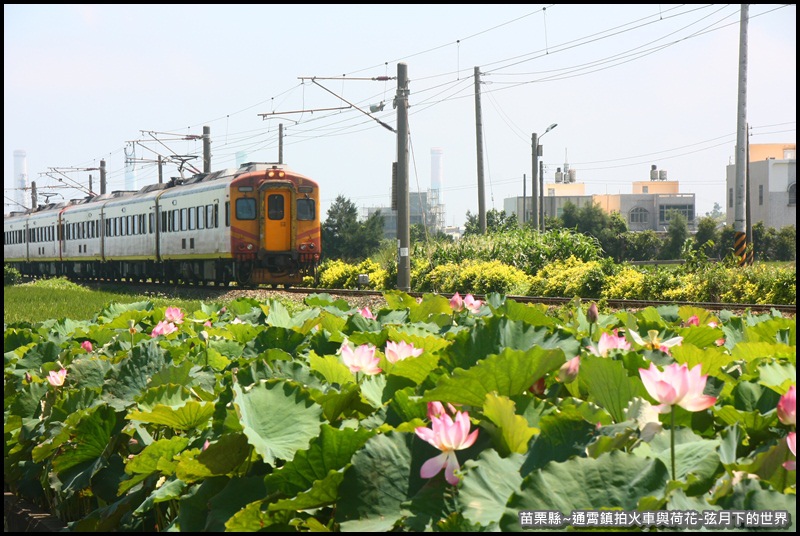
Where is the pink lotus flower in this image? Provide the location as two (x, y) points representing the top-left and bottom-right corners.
(415, 407), (479, 485)
(81, 340), (93, 352)
(47, 368), (67, 387)
(639, 363), (717, 414)
(588, 330), (631, 357)
(777, 385), (796, 426)
(204, 320), (212, 327)
(359, 307), (376, 320)
(427, 401), (457, 419)
(450, 292), (483, 313)
(463, 294), (482, 313)
(164, 306), (184, 324)
(557, 356), (581, 383)
(784, 432), (796, 471)
(385, 340), (423, 363)
(684, 315), (700, 327)
(151, 320), (178, 337)
(340, 341), (381, 375)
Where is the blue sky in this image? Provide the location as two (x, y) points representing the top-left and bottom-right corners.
(4, 4), (796, 225)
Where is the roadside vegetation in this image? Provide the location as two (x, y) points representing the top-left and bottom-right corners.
(3, 274), (207, 325)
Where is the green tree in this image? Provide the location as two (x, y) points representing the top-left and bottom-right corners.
(751, 221), (777, 261)
(463, 208), (518, 236)
(321, 195), (384, 261)
(560, 202), (580, 231)
(775, 225), (796, 261)
(575, 203), (611, 237)
(659, 210), (689, 260)
(694, 216), (719, 252)
(715, 224), (736, 260)
(597, 211), (628, 261)
(705, 202), (725, 222)
(623, 230), (661, 261)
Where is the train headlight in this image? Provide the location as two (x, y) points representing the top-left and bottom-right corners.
(299, 244), (308, 251)
(308, 243), (316, 250)
(246, 243), (254, 251)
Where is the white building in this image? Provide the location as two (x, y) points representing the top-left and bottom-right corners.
(725, 143), (796, 229)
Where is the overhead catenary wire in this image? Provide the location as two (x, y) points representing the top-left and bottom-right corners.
(12, 4), (794, 209)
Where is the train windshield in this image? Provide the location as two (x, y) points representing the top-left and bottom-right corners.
(236, 198), (257, 220)
(297, 198), (315, 221)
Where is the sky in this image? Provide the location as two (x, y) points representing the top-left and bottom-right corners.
(4, 4), (796, 227)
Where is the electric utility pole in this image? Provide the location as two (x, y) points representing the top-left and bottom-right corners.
(733, 4), (749, 266)
(474, 67), (486, 233)
(396, 62), (411, 291)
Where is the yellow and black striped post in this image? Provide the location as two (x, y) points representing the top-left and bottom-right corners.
(734, 231), (748, 267)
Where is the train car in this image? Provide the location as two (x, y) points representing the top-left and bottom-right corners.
(100, 188), (160, 281)
(59, 196), (104, 277)
(3, 162), (321, 287)
(226, 162), (321, 286)
(156, 172), (230, 283)
(3, 210), (28, 265)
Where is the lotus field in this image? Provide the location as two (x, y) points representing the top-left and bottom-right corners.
(3, 292), (796, 531)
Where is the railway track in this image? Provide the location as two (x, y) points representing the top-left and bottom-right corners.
(67, 278), (796, 316)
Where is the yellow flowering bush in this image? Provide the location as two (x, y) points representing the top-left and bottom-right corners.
(601, 266), (646, 300)
(458, 260), (532, 295)
(528, 256), (606, 298)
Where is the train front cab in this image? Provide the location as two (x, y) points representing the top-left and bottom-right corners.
(229, 165), (320, 286)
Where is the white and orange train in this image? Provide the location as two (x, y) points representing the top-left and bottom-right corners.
(3, 163), (321, 287)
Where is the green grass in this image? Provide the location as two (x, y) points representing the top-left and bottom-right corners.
(4, 278), (208, 325)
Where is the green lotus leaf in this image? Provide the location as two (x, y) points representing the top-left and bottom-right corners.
(458, 449), (524, 527)
(232, 380), (323, 466)
(127, 400), (215, 431)
(423, 347), (565, 407)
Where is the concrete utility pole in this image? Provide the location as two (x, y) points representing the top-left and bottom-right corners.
(531, 133), (539, 231)
(278, 124), (284, 164)
(523, 173), (527, 224)
(203, 126), (211, 173)
(474, 66), (486, 233)
(733, 4), (749, 266)
(158, 155), (163, 184)
(100, 159), (107, 195)
(396, 62), (411, 291)
(31, 180), (37, 208)
(539, 160), (545, 231)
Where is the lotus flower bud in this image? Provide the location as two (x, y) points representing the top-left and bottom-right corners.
(587, 302), (599, 324)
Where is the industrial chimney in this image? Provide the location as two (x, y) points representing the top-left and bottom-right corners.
(14, 150), (28, 210)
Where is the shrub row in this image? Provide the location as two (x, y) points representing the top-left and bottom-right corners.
(314, 256), (796, 305)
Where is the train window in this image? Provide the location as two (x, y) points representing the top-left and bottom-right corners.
(180, 208), (188, 231)
(236, 198), (257, 220)
(214, 203), (219, 228)
(150, 213), (154, 234)
(206, 204), (214, 228)
(224, 202), (229, 227)
(172, 209), (179, 232)
(267, 195), (284, 220)
(188, 207), (195, 230)
(197, 207), (205, 230)
(297, 198), (315, 221)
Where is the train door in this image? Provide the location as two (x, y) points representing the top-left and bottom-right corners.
(263, 189), (291, 251)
